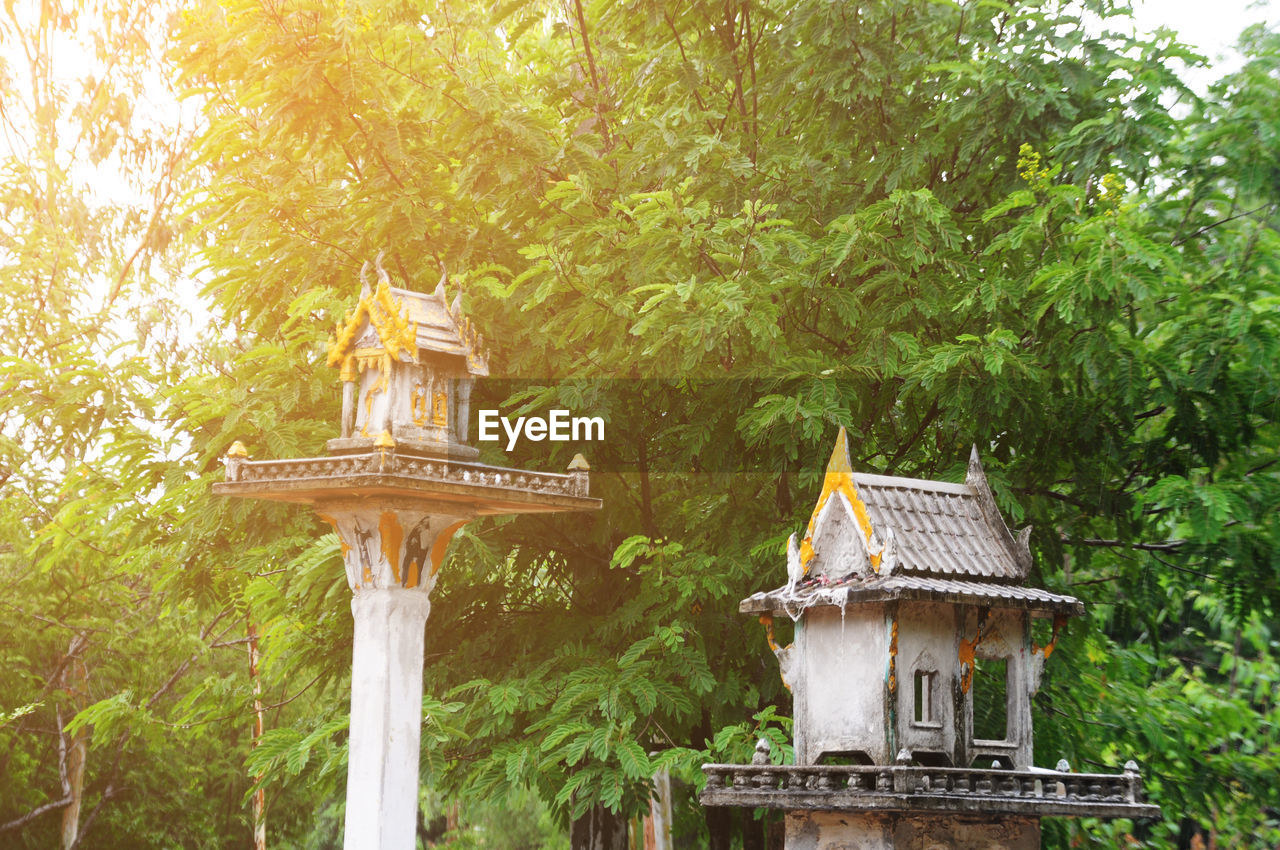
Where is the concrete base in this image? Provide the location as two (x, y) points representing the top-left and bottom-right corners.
(785, 811), (1039, 850)
(343, 588), (433, 850)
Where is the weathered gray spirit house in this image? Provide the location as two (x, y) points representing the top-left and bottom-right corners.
(701, 429), (1159, 849)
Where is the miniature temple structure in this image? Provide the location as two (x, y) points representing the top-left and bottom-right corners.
(325, 257), (487, 459)
(701, 429), (1159, 850)
(214, 259), (600, 850)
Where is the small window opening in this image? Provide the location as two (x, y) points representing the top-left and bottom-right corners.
(913, 670), (937, 724)
(972, 657), (1009, 741)
(912, 751), (953, 768)
(816, 750), (874, 766)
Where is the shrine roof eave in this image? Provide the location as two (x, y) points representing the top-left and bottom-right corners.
(326, 275), (490, 377)
(739, 576), (1084, 617)
(213, 453), (600, 517)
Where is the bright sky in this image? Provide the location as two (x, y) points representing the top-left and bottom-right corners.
(1129, 0), (1277, 88)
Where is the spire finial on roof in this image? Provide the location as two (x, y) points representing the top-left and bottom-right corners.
(964, 444), (1033, 577)
(826, 426), (853, 476)
(795, 427), (883, 579)
(966, 444), (984, 486)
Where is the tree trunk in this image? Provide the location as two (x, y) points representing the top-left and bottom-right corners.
(60, 637), (88, 850)
(570, 804), (628, 850)
(59, 727), (86, 850)
(247, 621), (266, 850)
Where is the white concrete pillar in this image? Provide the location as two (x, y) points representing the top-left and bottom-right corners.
(344, 588), (432, 850)
(648, 768), (674, 850)
(315, 503), (469, 850)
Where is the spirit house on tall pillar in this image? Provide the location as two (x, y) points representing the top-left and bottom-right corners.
(325, 258), (486, 459)
(214, 261), (600, 850)
(701, 429), (1159, 850)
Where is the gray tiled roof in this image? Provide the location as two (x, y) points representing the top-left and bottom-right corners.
(761, 439), (1071, 614)
(852, 471), (1027, 582)
(740, 574), (1082, 616)
(397, 288), (477, 362)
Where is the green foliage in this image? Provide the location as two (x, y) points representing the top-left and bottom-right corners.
(3, 0), (1280, 846)
(430, 786), (570, 850)
(170, 0), (1280, 844)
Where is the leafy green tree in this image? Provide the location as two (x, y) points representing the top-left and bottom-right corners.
(170, 0), (1280, 847)
(5, 0), (1279, 847)
(0, 2), (328, 846)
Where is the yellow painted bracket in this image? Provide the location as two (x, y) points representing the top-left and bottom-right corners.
(799, 427), (881, 575)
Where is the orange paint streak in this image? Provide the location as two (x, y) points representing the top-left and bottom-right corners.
(430, 521), (468, 576)
(405, 559), (420, 589)
(758, 614), (794, 692)
(317, 514), (352, 558)
(958, 609), (991, 694)
(759, 614), (780, 653)
(799, 539), (815, 565)
(379, 512), (404, 585)
(1033, 614), (1068, 660)
(887, 618), (899, 694)
(958, 639), (976, 694)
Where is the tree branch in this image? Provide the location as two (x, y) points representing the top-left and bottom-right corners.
(0, 794), (73, 832)
(572, 0), (611, 148)
(1066, 537), (1185, 552)
(1172, 203), (1273, 246)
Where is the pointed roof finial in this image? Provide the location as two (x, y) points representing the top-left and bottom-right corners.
(796, 426), (881, 578)
(227, 440), (249, 458)
(965, 443), (984, 485)
(964, 444), (1032, 577)
(826, 426), (853, 476)
(567, 453), (590, 471)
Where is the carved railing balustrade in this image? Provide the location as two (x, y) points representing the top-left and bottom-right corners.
(226, 451), (589, 498)
(701, 762), (1154, 814)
